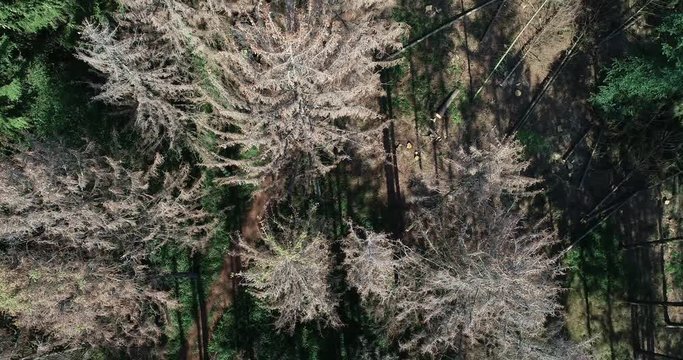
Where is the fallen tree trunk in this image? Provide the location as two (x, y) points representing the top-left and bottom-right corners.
(507, 30), (586, 136)
(507, 0), (657, 135)
(386, 0), (501, 61)
(473, 0), (552, 99)
(479, 0), (507, 41)
(434, 89), (462, 121)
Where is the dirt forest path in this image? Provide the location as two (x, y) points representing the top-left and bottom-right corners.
(184, 188), (271, 360)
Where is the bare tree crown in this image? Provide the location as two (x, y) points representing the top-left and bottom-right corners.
(78, 0), (405, 187)
(345, 139), (565, 357)
(0, 142), (211, 347)
(239, 208), (339, 333)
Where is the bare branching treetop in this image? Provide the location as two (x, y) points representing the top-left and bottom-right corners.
(77, 19), (196, 150)
(343, 223), (404, 305)
(344, 138), (567, 358)
(239, 208), (339, 333)
(78, 0), (405, 186)
(191, 0), (405, 186)
(0, 142), (212, 348)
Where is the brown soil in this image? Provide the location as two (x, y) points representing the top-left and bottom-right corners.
(184, 186), (271, 360)
(391, 0), (579, 197)
(391, 0), (683, 357)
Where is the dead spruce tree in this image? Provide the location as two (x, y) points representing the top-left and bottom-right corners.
(185, 0), (405, 186)
(206, 0), (402, 333)
(0, 142), (211, 349)
(344, 139), (571, 358)
(78, 0), (404, 187)
(77, 19), (195, 149)
(238, 208), (339, 333)
(343, 223), (401, 305)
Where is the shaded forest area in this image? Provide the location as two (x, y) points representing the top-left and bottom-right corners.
(1, 0), (683, 359)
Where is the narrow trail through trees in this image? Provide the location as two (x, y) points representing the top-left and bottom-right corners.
(184, 187), (271, 360)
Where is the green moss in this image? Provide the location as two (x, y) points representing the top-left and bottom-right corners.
(665, 247), (683, 288)
(0, 275), (26, 314)
(27, 270), (41, 283)
(565, 223), (633, 359)
(517, 130), (551, 155)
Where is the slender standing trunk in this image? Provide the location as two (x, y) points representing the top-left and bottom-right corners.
(579, 246), (593, 336)
(188, 251), (205, 360)
(192, 253), (210, 360)
(606, 244), (616, 360)
(460, 0), (473, 99)
(409, 55), (424, 170)
(172, 254), (188, 359)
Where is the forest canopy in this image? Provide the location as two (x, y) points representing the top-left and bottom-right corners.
(1, 0), (682, 359)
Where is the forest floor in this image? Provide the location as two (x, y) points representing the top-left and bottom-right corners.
(388, 0), (683, 359)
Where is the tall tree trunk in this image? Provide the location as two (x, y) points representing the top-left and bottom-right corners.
(192, 253), (210, 360)
(606, 244), (616, 360)
(188, 251), (205, 360)
(409, 55), (424, 170)
(579, 246), (593, 337)
(627, 300), (683, 306)
(172, 254), (188, 359)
